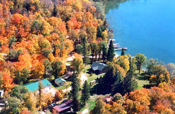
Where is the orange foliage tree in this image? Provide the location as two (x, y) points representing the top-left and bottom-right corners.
(0, 72), (14, 91)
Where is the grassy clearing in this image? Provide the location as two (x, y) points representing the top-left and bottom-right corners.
(135, 73), (150, 89)
(87, 73), (104, 83)
(136, 79), (149, 89)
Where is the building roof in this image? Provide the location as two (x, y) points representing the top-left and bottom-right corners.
(53, 100), (72, 112)
(102, 95), (113, 103)
(91, 62), (107, 72)
(55, 78), (66, 84)
(23, 79), (51, 92)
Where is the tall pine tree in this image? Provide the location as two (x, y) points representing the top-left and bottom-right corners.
(52, 4), (57, 16)
(120, 74), (138, 95)
(121, 48), (125, 56)
(71, 73), (81, 113)
(107, 40), (114, 62)
(38, 81), (43, 111)
(81, 81), (90, 106)
(72, 97), (81, 113)
(71, 73), (80, 99)
(81, 32), (90, 64)
(102, 44), (107, 62)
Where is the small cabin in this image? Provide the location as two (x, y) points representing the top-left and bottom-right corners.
(53, 100), (72, 113)
(91, 62), (107, 74)
(55, 78), (66, 87)
(23, 79), (52, 93)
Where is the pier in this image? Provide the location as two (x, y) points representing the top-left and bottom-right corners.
(114, 47), (127, 51)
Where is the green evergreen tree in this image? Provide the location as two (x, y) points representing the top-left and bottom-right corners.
(90, 42), (98, 63)
(16, 71), (22, 85)
(113, 93), (123, 102)
(10, 86), (29, 101)
(99, 41), (107, 61)
(102, 44), (108, 62)
(71, 73), (80, 113)
(76, 44), (83, 54)
(72, 97), (81, 113)
(41, 48), (51, 59)
(52, 4), (57, 16)
(102, 62), (125, 94)
(81, 32), (90, 64)
(9, 36), (17, 49)
(107, 40), (114, 62)
(51, 61), (62, 79)
(7, 97), (21, 114)
(21, 68), (30, 83)
(121, 48), (125, 56)
(71, 73), (80, 99)
(81, 81), (90, 106)
(43, 59), (52, 79)
(38, 81), (43, 111)
(120, 74), (138, 95)
(8, 49), (18, 61)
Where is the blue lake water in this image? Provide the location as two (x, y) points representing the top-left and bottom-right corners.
(105, 0), (175, 64)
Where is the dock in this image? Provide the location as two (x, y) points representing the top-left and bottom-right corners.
(109, 39), (116, 42)
(113, 43), (120, 48)
(109, 40), (128, 51)
(114, 47), (127, 51)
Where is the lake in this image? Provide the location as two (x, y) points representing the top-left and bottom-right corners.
(105, 0), (175, 64)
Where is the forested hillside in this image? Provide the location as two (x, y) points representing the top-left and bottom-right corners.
(0, 0), (108, 86)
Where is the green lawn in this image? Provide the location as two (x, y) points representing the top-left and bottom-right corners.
(80, 96), (96, 112)
(56, 82), (71, 90)
(135, 74), (150, 89)
(87, 73), (104, 83)
(84, 65), (91, 73)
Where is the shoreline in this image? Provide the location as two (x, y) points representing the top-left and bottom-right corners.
(115, 53), (120, 58)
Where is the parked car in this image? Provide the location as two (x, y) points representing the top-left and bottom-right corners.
(46, 102), (56, 109)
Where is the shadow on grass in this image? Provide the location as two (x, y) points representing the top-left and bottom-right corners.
(143, 84), (155, 89)
(50, 80), (58, 87)
(90, 83), (111, 95)
(136, 73), (150, 80)
(86, 69), (91, 74)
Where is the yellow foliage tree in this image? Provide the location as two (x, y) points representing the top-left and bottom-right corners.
(116, 55), (130, 73)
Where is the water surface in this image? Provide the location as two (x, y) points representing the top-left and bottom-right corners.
(106, 0), (175, 63)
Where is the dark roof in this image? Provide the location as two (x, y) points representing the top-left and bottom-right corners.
(23, 79), (51, 92)
(55, 78), (66, 84)
(53, 100), (72, 112)
(91, 62), (107, 72)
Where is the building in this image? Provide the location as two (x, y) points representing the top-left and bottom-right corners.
(55, 78), (66, 87)
(23, 79), (52, 92)
(0, 90), (4, 97)
(53, 100), (72, 113)
(91, 62), (107, 74)
(102, 95), (113, 104)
